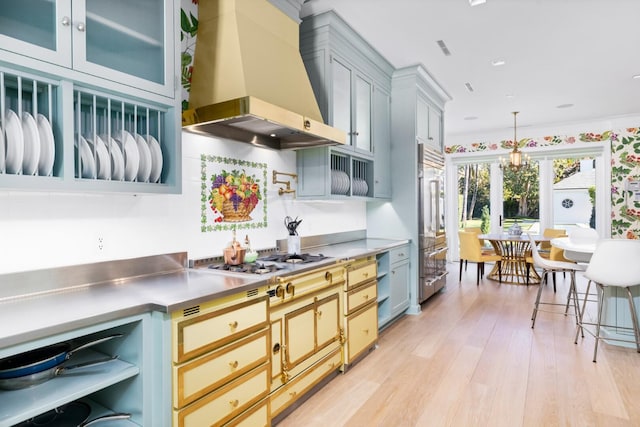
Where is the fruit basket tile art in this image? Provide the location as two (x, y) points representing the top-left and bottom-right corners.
(201, 154), (267, 232)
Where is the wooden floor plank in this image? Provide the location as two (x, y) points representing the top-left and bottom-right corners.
(276, 262), (640, 427)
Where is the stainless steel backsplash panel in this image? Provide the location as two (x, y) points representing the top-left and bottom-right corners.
(0, 252), (187, 301)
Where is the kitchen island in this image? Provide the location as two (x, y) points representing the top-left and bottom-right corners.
(0, 236), (408, 426)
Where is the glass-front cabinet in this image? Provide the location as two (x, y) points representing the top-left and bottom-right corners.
(330, 56), (372, 155)
(0, 0), (180, 194)
(0, 0), (171, 97)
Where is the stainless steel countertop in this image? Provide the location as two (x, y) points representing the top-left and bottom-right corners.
(0, 238), (408, 350)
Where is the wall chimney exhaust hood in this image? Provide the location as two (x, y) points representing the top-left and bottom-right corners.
(182, 0), (346, 150)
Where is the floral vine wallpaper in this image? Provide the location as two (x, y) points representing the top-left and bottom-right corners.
(445, 128), (640, 239)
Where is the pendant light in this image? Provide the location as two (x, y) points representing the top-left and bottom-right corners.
(500, 111), (528, 171)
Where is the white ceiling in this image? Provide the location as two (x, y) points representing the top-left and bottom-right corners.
(300, 0), (640, 140)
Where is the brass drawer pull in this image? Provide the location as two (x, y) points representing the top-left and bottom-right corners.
(363, 329), (369, 334)
(229, 399), (239, 408)
(229, 360), (239, 369)
(229, 321), (238, 329)
(362, 294), (369, 299)
(316, 310), (322, 317)
(289, 391), (297, 397)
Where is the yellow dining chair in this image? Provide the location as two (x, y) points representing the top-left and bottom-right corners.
(462, 227), (496, 270)
(458, 231), (502, 286)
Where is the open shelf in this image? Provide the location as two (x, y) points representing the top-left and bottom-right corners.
(0, 348), (139, 426)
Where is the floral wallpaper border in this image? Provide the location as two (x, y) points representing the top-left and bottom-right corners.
(445, 128), (640, 239)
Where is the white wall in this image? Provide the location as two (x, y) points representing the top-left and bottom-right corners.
(553, 189), (592, 225)
(0, 132), (366, 274)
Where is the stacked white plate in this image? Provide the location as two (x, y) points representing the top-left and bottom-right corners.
(331, 169), (350, 195)
(75, 135), (96, 179)
(134, 133), (152, 182)
(115, 130), (139, 182)
(145, 134), (163, 183)
(86, 135), (110, 180)
(21, 112), (40, 176)
(36, 114), (55, 176)
(101, 134), (125, 181)
(4, 109), (24, 174)
(352, 177), (369, 196)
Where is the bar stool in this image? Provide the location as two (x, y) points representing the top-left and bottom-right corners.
(527, 234), (586, 329)
(574, 239), (640, 362)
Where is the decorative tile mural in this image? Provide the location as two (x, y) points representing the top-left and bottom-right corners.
(201, 155), (268, 232)
(445, 128), (640, 239)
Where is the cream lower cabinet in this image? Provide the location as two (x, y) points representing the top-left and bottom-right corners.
(269, 265), (345, 422)
(342, 256), (378, 370)
(171, 291), (270, 427)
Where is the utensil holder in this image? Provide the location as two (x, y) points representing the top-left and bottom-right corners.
(288, 235), (301, 254)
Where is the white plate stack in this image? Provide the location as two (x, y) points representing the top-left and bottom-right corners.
(331, 169), (350, 195)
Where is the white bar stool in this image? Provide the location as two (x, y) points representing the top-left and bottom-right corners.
(575, 239), (640, 362)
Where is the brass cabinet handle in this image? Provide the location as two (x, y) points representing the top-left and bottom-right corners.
(316, 310), (322, 317)
(229, 321), (238, 329)
(325, 271), (333, 283)
(229, 360), (239, 369)
(289, 391), (297, 397)
(229, 399), (239, 408)
(362, 272), (369, 278)
(363, 329), (369, 334)
(286, 282), (295, 296)
(363, 294), (369, 299)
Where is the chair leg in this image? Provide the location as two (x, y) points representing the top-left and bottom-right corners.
(476, 263), (481, 286)
(465, 260), (468, 271)
(625, 287), (640, 353)
(593, 283), (605, 362)
(459, 259), (464, 282)
(552, 272), (557, 293)
(575, 279), (593, 343)
(526, 263), (530, 286)
(531, 270), (547, 328)
(498, 261), (502, 283)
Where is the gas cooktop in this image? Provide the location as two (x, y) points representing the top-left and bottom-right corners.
(189, 253), (331, 275)
(257, 253), (328, 264)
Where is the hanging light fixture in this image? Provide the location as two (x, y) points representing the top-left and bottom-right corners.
(500, 111), (528, 171)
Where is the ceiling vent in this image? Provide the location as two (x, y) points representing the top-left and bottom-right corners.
(436, 40), (451, 56)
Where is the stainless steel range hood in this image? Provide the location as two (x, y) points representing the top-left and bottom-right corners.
(182, 0), (346, 150)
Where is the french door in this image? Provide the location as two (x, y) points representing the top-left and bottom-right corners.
(447, 147), (610, 260)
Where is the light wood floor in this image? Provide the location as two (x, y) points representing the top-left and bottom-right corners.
(277, 261), (640, 427)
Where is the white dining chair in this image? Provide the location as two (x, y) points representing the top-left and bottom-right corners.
(527, 234), (587, 329)
(574, 239), (640, 362)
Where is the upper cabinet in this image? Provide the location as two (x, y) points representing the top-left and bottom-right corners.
(0, 0), (181, 194)
(0, 0), (173, 98)
(298, 10), (393, 200)
(300, 10), (393, 159)
(392, 65), (449, 154)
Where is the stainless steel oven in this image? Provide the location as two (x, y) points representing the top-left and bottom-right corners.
(418, 144), (448, 302)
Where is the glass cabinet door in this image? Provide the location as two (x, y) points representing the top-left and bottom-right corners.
(73, 0), (171, 97)
(354, 74), (371, 153)
(0, 0), (72, 66)
(331, 57), (351, 138)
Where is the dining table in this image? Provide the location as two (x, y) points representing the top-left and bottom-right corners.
(550, 236), (597, 263)
(478, 233), (551, 285)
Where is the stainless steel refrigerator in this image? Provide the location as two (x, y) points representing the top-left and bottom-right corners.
(418, 144), (448, 302)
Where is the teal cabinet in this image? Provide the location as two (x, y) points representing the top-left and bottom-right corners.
(0, 0), (181, 194)
(299, 10), (393, 199)
(377, 244), (410, 330)
(417, 94), (443, 152)
(0, 314), (157, 426)
(0, 0), (173, 97)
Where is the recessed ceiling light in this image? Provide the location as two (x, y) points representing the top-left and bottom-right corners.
(505, 94), (515, 99)
(464, 116), (478, 121)
(491, 60), (506, 67)
(633, 74), (640, 79)
(469, 0), (487, 6)
(556, 103), (574, 109)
